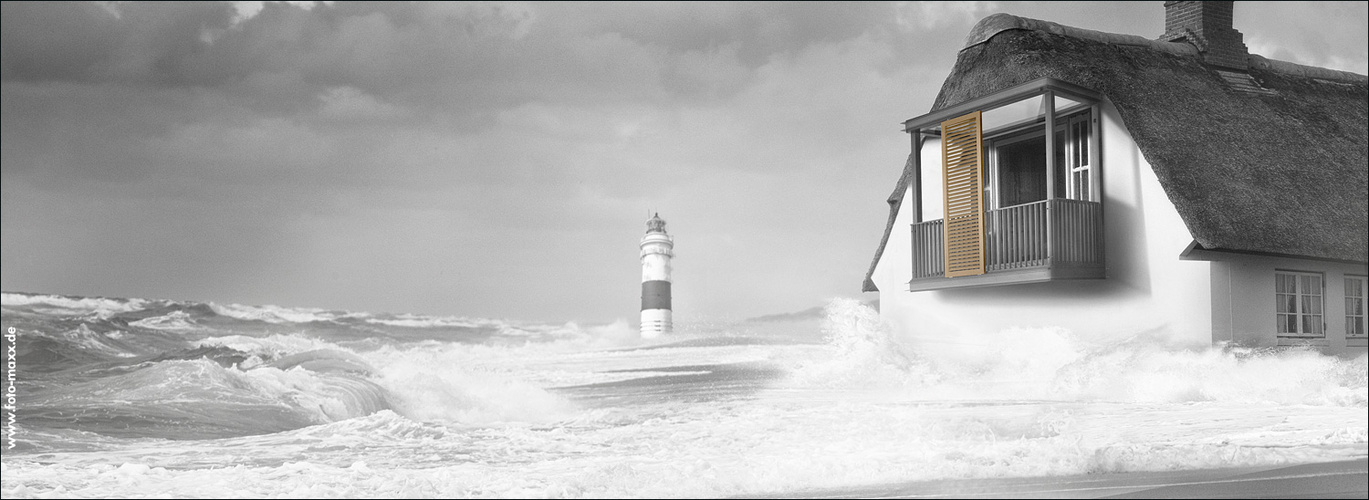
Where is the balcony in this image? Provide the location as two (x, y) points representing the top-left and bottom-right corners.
(909, 198), (1104, 291)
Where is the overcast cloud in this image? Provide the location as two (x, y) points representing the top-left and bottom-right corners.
(3, 1), (1366, 323)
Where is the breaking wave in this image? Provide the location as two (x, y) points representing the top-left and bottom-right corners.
(3, 292), (1363, 499)
(1, 292), (151, 318)
(790, 298), (1368, 407)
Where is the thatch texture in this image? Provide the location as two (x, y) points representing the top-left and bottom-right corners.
(864, 14), (1367, 292)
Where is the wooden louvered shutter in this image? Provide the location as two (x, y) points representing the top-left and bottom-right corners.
(941, 111), (986, 277)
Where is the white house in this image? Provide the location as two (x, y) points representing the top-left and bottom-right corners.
(864, 1), (1367, 354)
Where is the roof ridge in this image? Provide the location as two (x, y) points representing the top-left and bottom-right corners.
(1247, 54), (1368, 86)
(964, 13), (1197, 56)
(966, 13), (1368, 85)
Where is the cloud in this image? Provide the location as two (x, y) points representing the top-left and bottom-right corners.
(4, 1), (1365, 322)
(895, 1), (1000, 31)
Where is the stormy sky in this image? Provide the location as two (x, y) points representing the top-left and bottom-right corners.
(3, 1), (1366, 323)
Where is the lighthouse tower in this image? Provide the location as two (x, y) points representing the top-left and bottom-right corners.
(639, 213), (674, 338)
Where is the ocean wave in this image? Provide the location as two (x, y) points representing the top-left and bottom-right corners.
(195, 334), (341, 360)
(363, 343), (578, 425)
(3, 404), (1362, 499)
(364, 314), (486, 329)
(2, 292), (152, 318)
(3, 295), (1365, 499)
(24, 354), (391, 439)
(786, 298), (1369, 407)
(207, 302), (366, 324)
(128, 310), (203, 331)
(194, 333), (581, 425)
(55, 323), (139, 359)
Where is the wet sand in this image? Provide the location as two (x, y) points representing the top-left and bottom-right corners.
(751, 458), (1368, 499)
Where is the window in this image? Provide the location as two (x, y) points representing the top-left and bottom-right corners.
(1064, 114), (1093, 201)
(992, 130), (1047, 207)
(1276, 271), (1323, 337)
(985, 110), (1093, 210)
(1347, 276), (1366, 338)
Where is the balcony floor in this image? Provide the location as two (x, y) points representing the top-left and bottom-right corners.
(907, 262), (1104, 292)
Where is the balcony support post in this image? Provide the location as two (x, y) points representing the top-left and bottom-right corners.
(1043, 91), (1057, 265)
(910, 128), (923, 223)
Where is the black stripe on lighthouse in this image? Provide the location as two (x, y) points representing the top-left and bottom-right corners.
(641, 280), (672, 310)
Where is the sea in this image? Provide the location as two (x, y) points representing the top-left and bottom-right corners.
(0, 291), (1365, 498)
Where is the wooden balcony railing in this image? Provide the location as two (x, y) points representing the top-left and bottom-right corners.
(909, 199), (1103, 288)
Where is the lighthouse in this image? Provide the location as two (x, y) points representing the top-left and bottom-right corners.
(639, 213), (674, 338)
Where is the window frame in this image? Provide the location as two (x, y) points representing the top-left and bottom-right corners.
(1346, 275), (1367, 339)
(1275, 270), (1325, 338)
(1064, 113), (1094, 202)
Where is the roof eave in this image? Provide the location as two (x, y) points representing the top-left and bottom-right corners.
(902, 77), (1104, 133)
(1180, 240), (1369, 265)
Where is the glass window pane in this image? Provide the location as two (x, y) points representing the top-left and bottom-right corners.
(1079, 121), (1090, 159)
(1072, 123), (1082, 166)
(1277, 274), (1292, 293)
(1054, 95), (1086, 113)
(1277, 314), (1290, 333)
(997, 135), (1048, 207)
(1054, 131), (1066, 198)
(1277, 294), (1291, 313)
(982, 95), (1044, 134)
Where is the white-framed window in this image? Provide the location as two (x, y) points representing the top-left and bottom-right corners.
(1276, 271), (1324, 337)
(1065, 114), (1093, 202)
(1346, 276), (1366, 338)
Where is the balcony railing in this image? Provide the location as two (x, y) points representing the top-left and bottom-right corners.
(909, 199), (1104, 290)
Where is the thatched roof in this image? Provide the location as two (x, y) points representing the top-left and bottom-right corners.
(864, 14), (1368, 292)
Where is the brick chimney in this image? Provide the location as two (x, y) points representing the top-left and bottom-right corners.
(1158, 1), (1249, 71)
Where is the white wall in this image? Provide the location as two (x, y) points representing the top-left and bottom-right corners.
(872, 99), (1212, 348)
(1211, 256), (1368, 354)
(920, 136), (943, 222)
